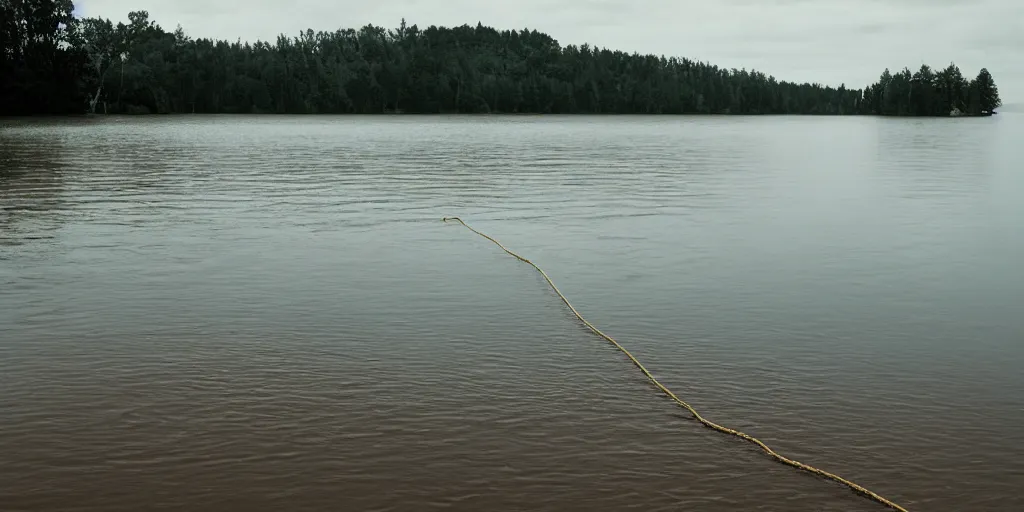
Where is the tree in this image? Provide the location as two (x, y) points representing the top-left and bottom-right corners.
(974, 68), (1001, 113)
(75, 17), (121, 113)
(0, 0), (87, 114)
(910, 64), (936, 115)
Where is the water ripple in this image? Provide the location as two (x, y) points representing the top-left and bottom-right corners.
(2, 115), (1023, 511)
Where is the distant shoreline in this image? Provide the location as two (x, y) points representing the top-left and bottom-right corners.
(51, 111), (1002, 118)
(1, 112), (1001, 122)
(1, 6), (1003, 117)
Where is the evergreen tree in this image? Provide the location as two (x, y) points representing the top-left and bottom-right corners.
(974, 68), (1001, 113)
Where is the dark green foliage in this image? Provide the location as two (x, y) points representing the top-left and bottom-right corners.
(0, 3), (1005, 116)
(972, 68), (1001, 114)
(1, 0), (88, 115)
(72, 17), (869, 115)
(861, 63), (1002, 116)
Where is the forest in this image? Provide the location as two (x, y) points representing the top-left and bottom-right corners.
(0, 1), (1003, 116)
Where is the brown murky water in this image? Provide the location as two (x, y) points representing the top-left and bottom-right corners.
(2, 115), (1023, 511)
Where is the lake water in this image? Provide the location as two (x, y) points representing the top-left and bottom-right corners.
(1, 115), (1022, 511)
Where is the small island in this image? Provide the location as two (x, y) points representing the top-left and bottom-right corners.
(0, 3), (1002, 116)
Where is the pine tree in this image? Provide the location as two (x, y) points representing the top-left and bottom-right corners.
(974, 68), (1001, 113)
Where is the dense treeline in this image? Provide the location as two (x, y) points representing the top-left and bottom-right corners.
(862, 65), (1001, 116)
(1, 1), (1002, 116)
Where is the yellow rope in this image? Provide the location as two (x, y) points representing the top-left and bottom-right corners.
(442, 216), (909, 512)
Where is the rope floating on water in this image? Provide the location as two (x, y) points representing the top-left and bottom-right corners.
(442, 216), (909, 512)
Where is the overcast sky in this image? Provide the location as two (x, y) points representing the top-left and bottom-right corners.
(76, 0), (1021, 102)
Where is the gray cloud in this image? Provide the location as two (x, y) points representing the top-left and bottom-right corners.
(77, 0), (1022, 101)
